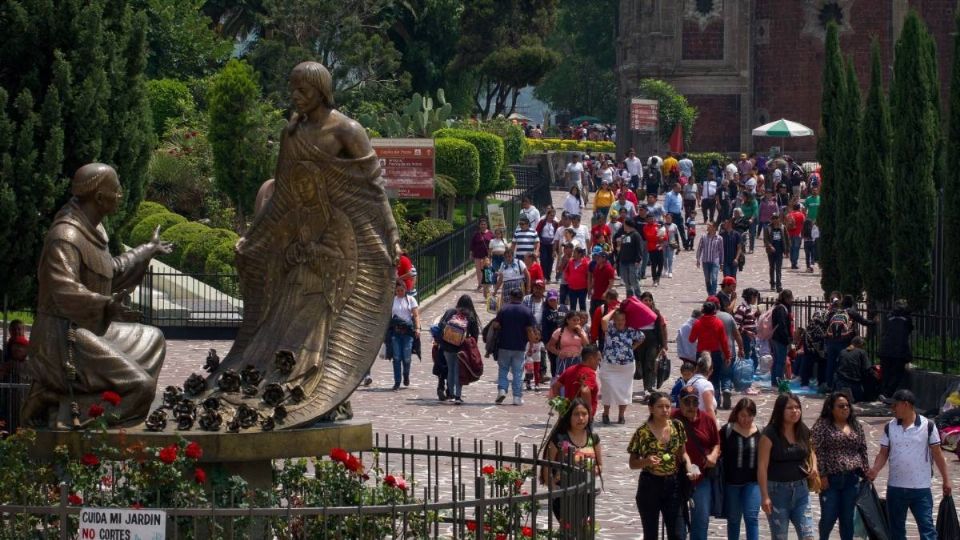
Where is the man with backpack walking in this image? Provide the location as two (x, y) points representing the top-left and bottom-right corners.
(823, 295), (877, 392)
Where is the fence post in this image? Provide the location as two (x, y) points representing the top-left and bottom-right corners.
(941, 313), (948, 374)
(474, 476), (486, 540)
(59, 482), (69, 540)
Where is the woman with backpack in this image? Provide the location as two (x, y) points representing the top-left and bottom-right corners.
(437, 295), (481, 404)
(823, 295), (876, 392)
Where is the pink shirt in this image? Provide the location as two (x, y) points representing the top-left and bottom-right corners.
(551, 327), (586, 358)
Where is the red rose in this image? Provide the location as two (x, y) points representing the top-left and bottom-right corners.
(466, 521), (477, 532)
(481, 465), (495, 475)
(514, 478), (523, 489)
(522, 526), (534, 537)
(101, 391), (121, 406)
(194, 467), (207, 484)
(68, 493), (83, 505)
(88, 404), (105, 418)
(384, 475), (397, 487)
(345, 455), (363, 473)
(329, 448), (349, 463)
(80, 453), (100, 467)
(184, 442), (203, 460)
(101, 476), (113, 487)
(131, 502), (143, 509)
(496, 534), (507, 540)
(158, 444), (178, 464)
(395, 477), (407, 490)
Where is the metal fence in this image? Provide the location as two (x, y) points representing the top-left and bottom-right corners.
(758, 296), (960, 374)
(0, 434), (596, 539)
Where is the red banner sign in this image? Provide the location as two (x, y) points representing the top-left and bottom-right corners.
(372, 138), (435, 199)
(630, 99), (659, 132)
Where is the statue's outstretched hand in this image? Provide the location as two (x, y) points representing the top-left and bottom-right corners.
(148, 225), (174, 256)
(106, 289), (141, 322)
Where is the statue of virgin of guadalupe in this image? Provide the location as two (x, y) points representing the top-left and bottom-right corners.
(203, 62), (401, 428)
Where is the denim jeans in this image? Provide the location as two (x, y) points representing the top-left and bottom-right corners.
(767, 250), (783, 288)
(690, 478), (714, 540)
(636, 472), (685, 540)
(723, 260), (738, 278)
(702, 262), (720, 295)
(670, 212), (687, 245)
(497, 348), (525, 397)
(708, 350), (733, 393)
(390, 333), (414, 386)
(770, 340), (789, 388)
(619, 262), (640, 296)
(743, 334), (759, 373)
(640, 249), (649, 279)
(567, 288), (587, 311)
(766, 479), (814, 540)
(789, 238), (801, 268)
(818, 471), (860, 540)
(649, 250), (664, 281)
(443, 349), (461, 399)
(804, 240), (817, 268)
(749, 219), (759, 251)
(824, 341), (845, 390)
(886, 486), (937, 540)
(726, 482), (760, 540)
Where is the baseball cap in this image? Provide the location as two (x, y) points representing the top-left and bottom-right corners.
(722, 276), (737, 286)
(592, 245), (604, 256)
(706, 295), (721, 306)
(679, 385), (699, 402)
(546, 290), (559, 300)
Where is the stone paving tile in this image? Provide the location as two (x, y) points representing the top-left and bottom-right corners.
(159, 190), (960, 539)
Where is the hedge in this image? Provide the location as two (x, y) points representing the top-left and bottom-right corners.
(435, 138), (480, 198)
(158, 221), (212, 266)
(129, 212), (188, 247)
(180, 228), (238, 274)
(145, 79), (195, 137)
(526, 138), (615, 153)
(204, 238), (239, 296)
(688, 152), (727, 181)
(501, 123), (527, 164)
(412, 218), (455, 246)
(434, 128), (505, 197)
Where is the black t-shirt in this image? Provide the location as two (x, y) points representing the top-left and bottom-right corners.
(495, 302), (536, 351)
(721, 424), (760, 485)
(762, 425), (809, 482)
(619, 230), (643, 263)
(837, 347), (871, 383)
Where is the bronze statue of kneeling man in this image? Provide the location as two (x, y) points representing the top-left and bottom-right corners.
(23, 163), (172, 429)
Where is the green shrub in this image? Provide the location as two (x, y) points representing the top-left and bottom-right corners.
(455, 118), (527, 163)
(435, 138), (480, 198)
(180, 228), (238, 274)
(159, 222), (212, 267)
(121, 201), (169, 241)
(688, 152), (727, 180)
(412, 218), (454, 246)
(146, 79), (196, 137)
(130, 212), (187, 247)
(204, 238), (239, 296)
(434, 128), (505, 197)
(497, 168), (517, 191)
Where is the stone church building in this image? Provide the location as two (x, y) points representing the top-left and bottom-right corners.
(616, 0), (957, 158)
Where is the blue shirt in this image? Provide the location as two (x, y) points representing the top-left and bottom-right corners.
(664, 191), (683, 214)
(495, 302), (537, 351)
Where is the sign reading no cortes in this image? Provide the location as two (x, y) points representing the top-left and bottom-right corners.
(372, 138), (436, 199)
(630, 99), (658, 132)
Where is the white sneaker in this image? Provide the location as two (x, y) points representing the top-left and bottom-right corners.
(495, 389), (506, 404)
(668, 272), (673, 278)
(513, 396), (524, 406)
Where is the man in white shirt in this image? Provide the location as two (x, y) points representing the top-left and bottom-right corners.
(724, 160), (738, 183)
(565, 154), (584, 191)
(624, 149), (643, 190)
(519, 196), (540, 226)
(569, 214), (590, 251)
(676, 309), (701, 363)
(867, 389), (951, 540)
(677, 153), (694, 179)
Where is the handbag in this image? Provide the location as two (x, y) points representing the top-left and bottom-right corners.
(655, 352), (671, 389)
(805, 451), (821, 493)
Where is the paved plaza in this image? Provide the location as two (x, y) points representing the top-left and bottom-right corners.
(159, 190), (959, 538)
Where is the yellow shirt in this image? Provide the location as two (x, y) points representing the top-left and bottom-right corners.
(662, 157), (679, 177)
(595, 189), (615, 209)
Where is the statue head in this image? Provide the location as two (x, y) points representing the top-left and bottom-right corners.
(72, 163), (122, 215)
(289, 62), (335, 115)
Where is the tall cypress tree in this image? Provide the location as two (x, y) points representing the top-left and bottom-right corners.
(0, 0), (153, 305)
(817, 22), (846, 295)
(891, 12), (939, 309)
(857, 41), (894, 304)
(837, 58), (862, 296)
(945, 9), (960, 303)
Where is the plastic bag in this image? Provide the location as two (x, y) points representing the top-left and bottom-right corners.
(733, 358), (754, 391)
(656, 354), (670, 388)
(855, 482), (889, 540)
(937, 495), (960, 540)
(853, 508), (868, 539)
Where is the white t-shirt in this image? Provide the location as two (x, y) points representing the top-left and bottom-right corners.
(724, 163), (738, 182)
(391, 295), (418, 324)
(703, 180), (718, 198)
(678, 158), (694, 178)
(573, 225), (590, 247)
(624, 156), (643, 176)
(566, 162), (584, 185)
(520, 206), (540, 226)
(563, 194), (583, 216)
(489, 238), (508, 255)
(500, 259), (527, 281)
(601, 167), (615, 184)
(685, 374), (717, 413)
(880, 415), (941, 489)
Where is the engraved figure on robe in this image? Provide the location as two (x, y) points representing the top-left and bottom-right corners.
(23, 163), (172, 428)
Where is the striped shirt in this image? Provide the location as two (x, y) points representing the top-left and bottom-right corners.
(696, 234), (724, 265)
(513, 229), (539, 257)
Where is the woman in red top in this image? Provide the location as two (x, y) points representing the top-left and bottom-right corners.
(642, 214), (664, 286)
(470, 217), (494, 291)
(563, 245), (590, 312)
(525, 252), (544, 283)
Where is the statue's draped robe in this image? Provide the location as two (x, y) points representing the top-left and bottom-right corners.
(25, 201), (165, 426)
(211, 120), (394, 427)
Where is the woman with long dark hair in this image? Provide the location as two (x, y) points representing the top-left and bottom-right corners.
(758, 392), (817, 540)
(635, 292), (668, 396)
(547, 310), (589, 375)
(436, 294), (481, 404)
(563, 185), (585, 217)
(389, 279), (420, 391)
(811, 391), (868, 540)
(769, 288), (794, 388)
(628, 391), (697, 540)
(541, 397), (602, 519)
(722, 398), (761, 540)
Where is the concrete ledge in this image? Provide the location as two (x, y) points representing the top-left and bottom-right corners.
(905, 369), (960, 414)
(32, 420), (373, 463)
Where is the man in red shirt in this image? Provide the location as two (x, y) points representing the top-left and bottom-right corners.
(688, 300), (730, 407)
(786, 202), (805, 270)
(396, 250), (416, 295)
(525, 252), (544, 283)
(588, 248), (615, 316)
(642, 214), (664, 286)
(551, 345), (601, 416)
(590, 214), (611, 248)
(672, 385), (721, 538)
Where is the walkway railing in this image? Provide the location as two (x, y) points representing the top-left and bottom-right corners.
(0, 434), (596, 539)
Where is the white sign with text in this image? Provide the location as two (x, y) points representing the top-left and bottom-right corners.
(80, 508), (166, 540)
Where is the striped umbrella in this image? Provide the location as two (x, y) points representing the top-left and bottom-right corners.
(751, 119), (814, 154)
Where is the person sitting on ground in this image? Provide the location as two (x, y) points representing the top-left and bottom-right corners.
(834, 337), (872, 403)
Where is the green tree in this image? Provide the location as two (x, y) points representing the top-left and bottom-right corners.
(635, 79), (697, 147)
(246, 0), (410, 113)
(945, 9), (960, 303)
(136, 0), (232, 79)
(836, 58), (862, 296)
(387, 0), (464, 101)
(534, 0), (617, 120)
(857, 41), (895, 304)
(0, 0), (153, 304)
(145, 78), (196, 137)
(453, 0), (559, 118)
(817, 22), (845, 296)
(207, 59), (281, 225)
(890, 12), (939, 309)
